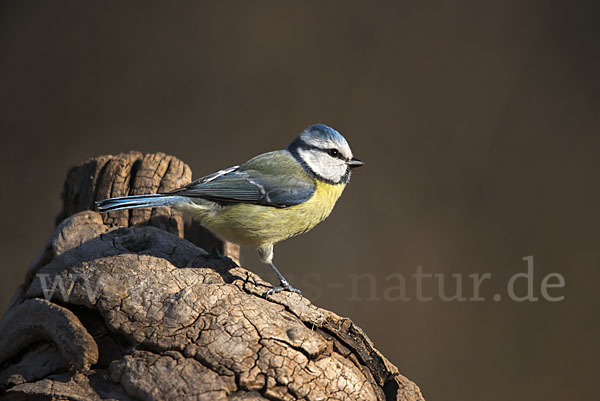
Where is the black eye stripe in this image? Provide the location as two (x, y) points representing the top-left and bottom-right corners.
(326, 148), (348, 161)
(291, 140), (347, 160)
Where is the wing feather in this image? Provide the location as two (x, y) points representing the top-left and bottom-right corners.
(166, 152), (315, 207)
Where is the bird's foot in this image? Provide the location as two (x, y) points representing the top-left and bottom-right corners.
(265, 281), (302, 297)
(208, 247), (238, 267)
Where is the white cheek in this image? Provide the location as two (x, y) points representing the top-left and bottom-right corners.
(299, 149), (347, 182)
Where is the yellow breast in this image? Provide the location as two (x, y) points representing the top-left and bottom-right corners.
(189, 180), (346, 249)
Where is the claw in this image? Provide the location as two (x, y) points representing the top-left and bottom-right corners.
(208, 247), (238, 267)
(264, 262), (301, 296)
(265, 282), (302, 297)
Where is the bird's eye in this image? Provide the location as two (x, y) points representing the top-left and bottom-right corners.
(327, 149), (340, 158)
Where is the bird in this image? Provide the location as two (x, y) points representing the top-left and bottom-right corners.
(96, 124), (364, 295)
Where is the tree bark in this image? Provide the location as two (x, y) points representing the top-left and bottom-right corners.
(0, 152), (424, 401)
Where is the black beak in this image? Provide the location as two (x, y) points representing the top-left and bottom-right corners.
(347, 157), (365, 168)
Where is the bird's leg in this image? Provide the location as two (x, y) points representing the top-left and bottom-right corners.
(258, 245), (301, 296)
(208, 246), (239, 267)
(266, 262), (301, 295)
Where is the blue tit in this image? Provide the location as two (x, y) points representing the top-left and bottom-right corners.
(96, 124), (364, 295)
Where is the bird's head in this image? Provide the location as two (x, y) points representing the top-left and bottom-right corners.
(287, 124), (364, 185)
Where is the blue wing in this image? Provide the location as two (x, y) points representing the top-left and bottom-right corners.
(167, 151), (315, 208)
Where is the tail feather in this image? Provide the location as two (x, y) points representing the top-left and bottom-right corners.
(95, 194), (186, 213)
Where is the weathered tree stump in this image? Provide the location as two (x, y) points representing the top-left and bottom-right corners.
(0, 152), (424, 401)
(56, 151), (240, 263)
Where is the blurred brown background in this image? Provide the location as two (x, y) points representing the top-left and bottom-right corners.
(1, 1), (598, 400)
